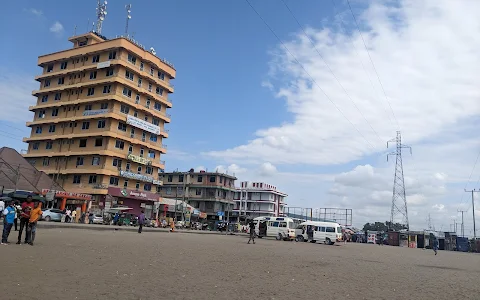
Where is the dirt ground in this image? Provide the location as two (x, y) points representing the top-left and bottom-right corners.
(1, 228), (479, 300)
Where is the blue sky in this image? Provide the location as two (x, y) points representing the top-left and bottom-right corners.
(1, 0), (480, 232)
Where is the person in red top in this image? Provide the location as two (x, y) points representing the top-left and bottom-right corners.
(17, 195), (34, 244)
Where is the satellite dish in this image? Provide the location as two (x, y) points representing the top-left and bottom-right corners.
(128, 15), (131, 19)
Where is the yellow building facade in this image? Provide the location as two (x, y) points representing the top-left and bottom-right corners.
(23, 32), (175, 208)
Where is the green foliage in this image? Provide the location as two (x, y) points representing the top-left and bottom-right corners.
(362, 221), (407, 232)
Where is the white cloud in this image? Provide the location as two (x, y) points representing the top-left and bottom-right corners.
(214, 164), (247, 175)
(50, 21), (64, 34)
(258, 162), (277, 177)
(194, 166), (206, 172)
(28, 8), (43, 17)
(166, 149), (195, 161)
(205, 0), (480, 167)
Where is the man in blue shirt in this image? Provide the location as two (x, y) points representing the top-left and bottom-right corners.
(2, 201), (16, 245)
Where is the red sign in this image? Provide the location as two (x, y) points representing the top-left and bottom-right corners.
(108, 187), (159, 202)
(41, 189), (92, 200)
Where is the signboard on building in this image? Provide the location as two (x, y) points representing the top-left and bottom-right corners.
(83, 109), (109, 117)
(217, 211), (225, 217)
(119, 170), (154, 183)
(41, 189), (92, 200)
(107, 187), (159, 202)
(126, 115), (160, 135)
(127, 153), (152, 165)
(97, 61), (111, 69)
(153, 180), (163, 185)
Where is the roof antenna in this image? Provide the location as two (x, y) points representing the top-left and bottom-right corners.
(125, 4), (132, 36)
(95, 0), (108, 34)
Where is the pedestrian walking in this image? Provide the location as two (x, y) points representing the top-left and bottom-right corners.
(26, 201), (42, 246)
(247, 220), (256, 244)
(343, 231), (348, 245)
(1, 201), (16, 245)
(433, 237), (439, 255)
(71, 209), (77, 223)
(138, 210), (145, 233)
(17, 195), (34, 244)
(65, 208), (72, 223)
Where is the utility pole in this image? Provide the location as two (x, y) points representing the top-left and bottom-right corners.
(465, 189), (478, 242)
(457, 209), (466, 237)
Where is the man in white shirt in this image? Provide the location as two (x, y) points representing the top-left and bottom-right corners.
(65, 208), (72, 223)
(71, 209), (77, 223)
(0, 200), (5, 223)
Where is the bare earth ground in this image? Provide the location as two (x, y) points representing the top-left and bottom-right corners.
(1, 228), (479, 300)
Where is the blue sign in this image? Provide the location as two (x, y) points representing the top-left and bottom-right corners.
(216, 211), (224, 217)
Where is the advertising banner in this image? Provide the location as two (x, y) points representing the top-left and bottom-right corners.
(126, 115), (160, 135)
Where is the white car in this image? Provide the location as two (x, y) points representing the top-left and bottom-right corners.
(92, 214), (103, 224)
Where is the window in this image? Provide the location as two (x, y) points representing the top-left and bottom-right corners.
(45, 141), (53, 150)
(108, 51), (117, 59)
(123, 180), (128, 188)
(141, 132), (146, 142)
(125, 70), (134, 81)
(100, 103), (108, 109)
(137, 78), (142, 87)
(130, 128), (135, 138)
(54, 93), (61, 100)
(84, 104), (92, 111)
(167, 175), (173, 182)
(135, 182), (140, 190)
(97, 120), (106, 128)
(41, 95), (48, 102)
(122, 87), (132, 98)
(179, 174), (184, 182)
(92, 55), (100, 63)
(152, 118), (159, 126)
(139, 148), (144, 157)
(58, 77), (64, 85)
(126, 163), (131, 171)
(109, 177), (119, 186)
(42, 158), (50, 166)
(148, 150), (155, 158)
(95, 138), (103, 147)
(154, 102), (161, 111)
(47, 65), (53, 72)
(158, 71), (165, 80)
(87, 87), (95, 96)
(89, 71), (97, 79)
(117, 122), (127, 132)
(112, 159), (122, 168)
(146, 100), (150, 108)
(135, 94), (140, 104)
(79, 139), (87, 147)
(140, 62), (144, 71)
(115, 140), (124, 149)
(133, 111), (138, 117)
(148, 83), (152, 92)
(90, 157), (100, 166)
(76, 157), (84, 166)
(149, 134), (157, 142)
(209, 176), (216, 183)
(73, 175), (81, 184)
(144, 184), (152, 191)
(127, 54), (136, 65)
(44, 79), (50, 87)
(326, 227), (335, 233)
(128, 145), (133, 154)
(38, 110), (46, 118)
(120, 105), (130, 114)
(144, 116), (148, 122)
(35, 126), (42, 134)
(166, 187), (172, 195)
(32, 142), (39, 150)
(150, 67), (154, 76)
(137, 166), (142, 173)
(106, 68), (114, 77)
(156, 87), (163, 96)
(82, 121), (90, 130)
(197, 175), (203, 183)
(219, 177), (223, 183)
(60, 61), (68, 69)
(51, 108), (59, 116)
(88, 175), (97, 184)
(196, 189), (201, 196)
(48, 125), (56, 133)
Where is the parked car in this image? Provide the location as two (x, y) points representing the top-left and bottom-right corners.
(92, 214), (103, 224)
(41, 208), (64, 222)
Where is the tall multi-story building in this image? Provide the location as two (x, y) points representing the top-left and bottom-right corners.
(158, 170), (237, 221)
(233, 181), (287, 220)
(23, 32), (175, 212)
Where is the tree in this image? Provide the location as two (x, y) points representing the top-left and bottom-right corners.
(363, 221), (407, 232)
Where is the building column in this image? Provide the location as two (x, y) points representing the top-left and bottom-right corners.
(60, 197), (67, 210)
(81, 201), (87, 213)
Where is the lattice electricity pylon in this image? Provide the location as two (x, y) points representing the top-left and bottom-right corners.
(387, 131), (412, 231)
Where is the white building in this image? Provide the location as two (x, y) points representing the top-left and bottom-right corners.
(233, 181), (287, 220)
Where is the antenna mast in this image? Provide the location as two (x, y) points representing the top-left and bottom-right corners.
(95, 0), (108, 34)
(125, 4), (132, 36)
(387, 131), (412, 231)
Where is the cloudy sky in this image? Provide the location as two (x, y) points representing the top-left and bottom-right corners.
(1, 0), (479, 233)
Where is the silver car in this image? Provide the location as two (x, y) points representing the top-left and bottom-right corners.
(41, 208), (64, 222)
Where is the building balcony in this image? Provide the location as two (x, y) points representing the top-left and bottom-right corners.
(29, 93), (171, 123)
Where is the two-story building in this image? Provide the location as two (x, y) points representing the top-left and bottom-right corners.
(232, 181), (287, 221)
(158, 170), (237, 221)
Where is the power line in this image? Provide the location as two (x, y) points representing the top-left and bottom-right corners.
(457, 148), (480, 211)
(0, 132), (24, 142)
(345, 0), (401, 131)
(244, 0), (377, 151)
(280, 0), (385, 145)
(0, 121), (26, 132)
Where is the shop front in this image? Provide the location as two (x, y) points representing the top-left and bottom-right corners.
(107, 187), (160, 219)
(41, 189), (93, 212)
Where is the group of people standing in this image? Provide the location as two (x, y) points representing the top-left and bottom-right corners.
(2, 196), (42, 245)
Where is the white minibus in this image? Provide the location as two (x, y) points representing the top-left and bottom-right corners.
(295, 221), (343, 245)
(253, 216), (301, 241)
